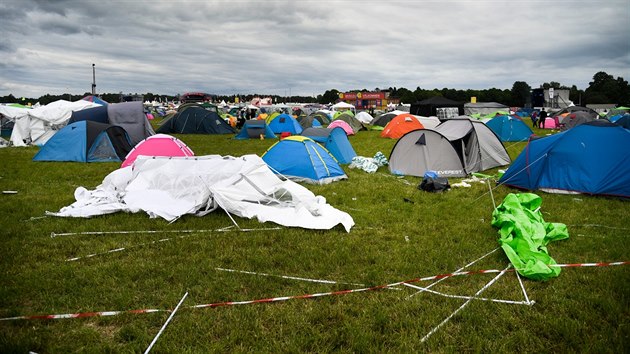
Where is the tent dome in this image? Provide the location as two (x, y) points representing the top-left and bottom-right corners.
(122, 134), (194, 168)
(485, 115), (533, 142)
(262, 136), (347, 184)
(499, 121), (630, 198)
(301, 127), (357, 164)
(33, 121), (132, 162)
(157, 107), (235, 134)
(267, 113), (303, 134)
(389, 119), (510, 177)
(380, 113), (424, 139)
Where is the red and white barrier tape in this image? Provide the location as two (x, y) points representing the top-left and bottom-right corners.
(2, 261), (627, 321)
(0, 308), (164, 321)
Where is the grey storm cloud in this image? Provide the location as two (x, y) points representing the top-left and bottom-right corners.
(1, 0), (628, 98)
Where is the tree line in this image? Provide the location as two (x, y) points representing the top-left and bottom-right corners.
(1, 71), (628, 107)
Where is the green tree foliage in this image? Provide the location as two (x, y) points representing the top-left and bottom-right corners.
(584, 71), (630, 105)
(319, 89), (340, 104)
(0, 94), (18, 103)
(478, 88), (511, 104)
(541, 81), (569, 89)
(510, 81), (531, 107)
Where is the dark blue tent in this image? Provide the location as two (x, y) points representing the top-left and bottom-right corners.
(33, 121), (132, 162)
(613, 114), (630, 129)
(68, 105), (109, 124)
(157, 107), (235, 134)
(498, 121), (630, 198)
(486, 115), (533, 142)
(235, 119), (276, 140)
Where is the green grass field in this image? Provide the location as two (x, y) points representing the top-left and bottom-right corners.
(0, 124), (628, 352)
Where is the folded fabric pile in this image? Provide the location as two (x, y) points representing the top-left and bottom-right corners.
(349, 151), (388, 173)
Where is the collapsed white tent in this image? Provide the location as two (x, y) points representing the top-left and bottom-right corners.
(48, 154), (355, 232)
(355, 111), (374, 124)
(9, 100), (101, 146)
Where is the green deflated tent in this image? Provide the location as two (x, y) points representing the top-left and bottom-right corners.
(491, 193), (569, 280)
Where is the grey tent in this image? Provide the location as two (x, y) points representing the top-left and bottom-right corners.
(553, 105), (598, 118)
(298, 112), (329, 129)
(333, 113), (364, 133)
(107, 101), (155, 145)
(389, 118), (510, 177)
(371, 112), (399, 127)
(464, 102), (510, 116)
(560, 111), (599, 131)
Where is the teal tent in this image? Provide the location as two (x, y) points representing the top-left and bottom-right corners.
(262, 136), (347, 184)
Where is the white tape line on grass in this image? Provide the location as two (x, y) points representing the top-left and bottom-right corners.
(64, 227), (282, 262)
(144, 292), (188, 354)
(402, 281), (532, 306)
(514, 268), (533, 305)
(419, 264), (512, 343)
(407, 247), (500, 299)
(216, 267), (366, 287)
(52, 225), (282, 238)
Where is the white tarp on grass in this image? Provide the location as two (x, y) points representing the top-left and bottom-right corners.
(48, 154), (355, 232)
(9, 100), (101, 146)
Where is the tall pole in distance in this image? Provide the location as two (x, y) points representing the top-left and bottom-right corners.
(91, 63), (96, 95)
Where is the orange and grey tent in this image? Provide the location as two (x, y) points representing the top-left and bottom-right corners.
(380, 113), (424, 139)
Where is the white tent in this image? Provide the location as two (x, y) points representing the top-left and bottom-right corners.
(9, 100), (101, 146)
(48, 154), (355, 232)
(415, 115), (441, 129)
(355, 111), (374, 124)
(0, 105), (30, 121)
(331, 101), (356, 116)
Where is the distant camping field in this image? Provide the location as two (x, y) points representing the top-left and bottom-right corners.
(0, 120), (628, 352)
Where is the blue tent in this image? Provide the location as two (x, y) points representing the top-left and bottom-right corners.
(613, 114), (630, 129)
(486, 115), (533, 142)
(267, 113), (303, 135)
(68, 105), (109, 124)
(33, 121), (132, 162)
(498, 121), (630, 198)
(235, 119), (277, 140)
(82, 95), (109, 106)
(301, 127), (357, 164)
(262, 136), (347, 184)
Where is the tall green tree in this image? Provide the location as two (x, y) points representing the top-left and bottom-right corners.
(319, 89), (340, 104)
(584, 71), (630, 105)
(510, 81), (531, 107)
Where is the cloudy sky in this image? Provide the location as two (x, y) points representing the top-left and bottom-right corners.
(1, 0), (628, 98)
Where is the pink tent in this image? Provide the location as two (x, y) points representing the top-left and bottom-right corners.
(121, 134), (194, 168)
(543, 117), (558, 129)
(327, 120), (354, 135)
